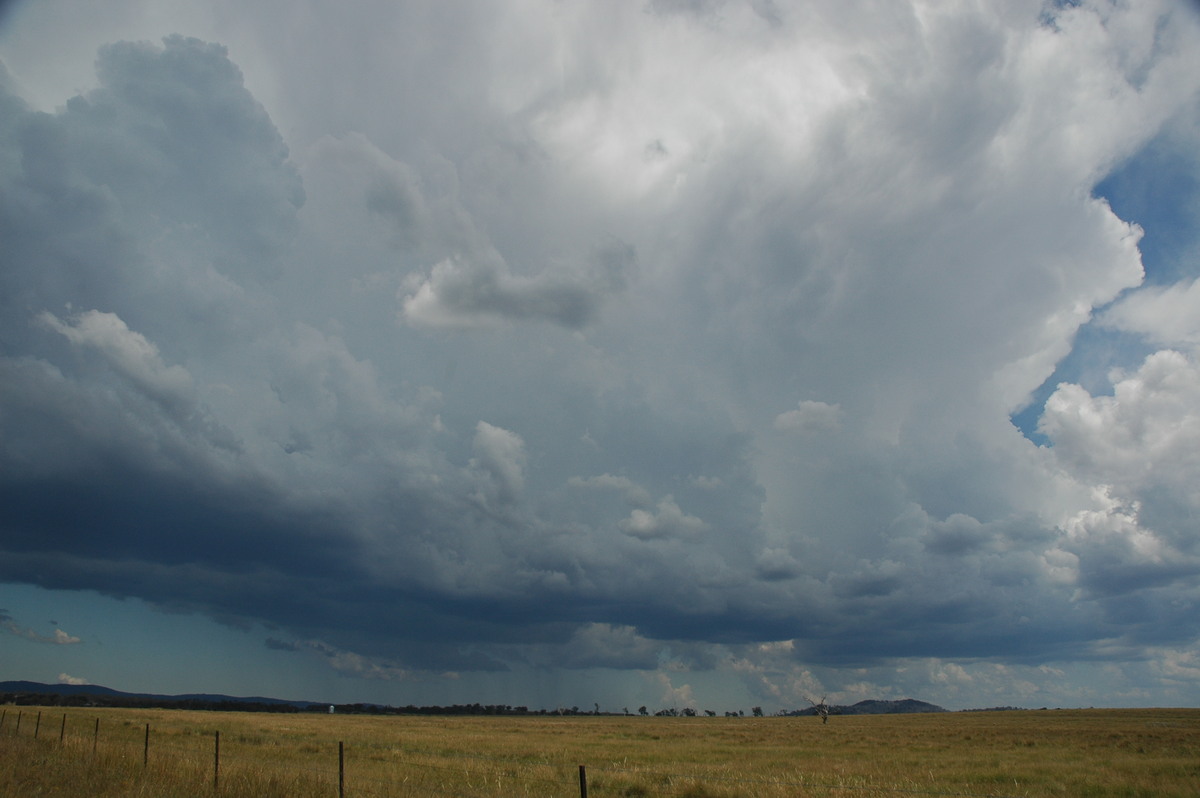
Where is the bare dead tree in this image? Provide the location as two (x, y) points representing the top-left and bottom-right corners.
(805, 695), (831, 724)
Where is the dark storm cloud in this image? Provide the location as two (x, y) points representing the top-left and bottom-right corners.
(0, 35), (302, 367)
(0, 35), (361, 648)
(2, 0), (1200, 709)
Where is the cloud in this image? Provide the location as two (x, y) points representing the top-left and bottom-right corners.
(264, 637), (299, 652)
(470, 421), (527, 505)
(1057, 495), (1199, 598)
(526, 623), (665, 670)
(308, 643), (416, 683)
(754, 548), (803, 582)
(38, 310), (195, 415)
(567, 473), (652, 506)
(401, 244), (630, 330)
(1, 0), (1200, 710)
(1041, 349), (1200, 545)
(652, 671), (696, 710)
(0, 611), (81, 644)
(1103, 277), (1200, 346)
(773, 401), (842, 433)
(619, 496), (707, 541)
(57, 673), (88, 685)
(285, 639), (418, 682)
(1037, 344), (1200, 619)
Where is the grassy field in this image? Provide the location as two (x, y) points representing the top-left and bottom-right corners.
(2, 705), (1198, 797)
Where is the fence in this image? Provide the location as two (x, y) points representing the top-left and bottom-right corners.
(0, 707), (1028, 798)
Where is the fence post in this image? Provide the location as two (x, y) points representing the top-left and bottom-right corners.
(60, 713), (66, 745)
(214, 730), (220, 792)
(1, 708), (6, 732)
(579, 764), (588, 798)
(93, 718), (99, 754)
(144, 723), (149, 766)
(338, 741), (345, 798)
(34, 711), (41, 739)
(15, 711), (22, 735)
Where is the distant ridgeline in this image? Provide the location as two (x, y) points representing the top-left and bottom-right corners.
(0, 681), (551, 715)
(0, 680), (316, 713)
(786, 699), (948, 716)
(1, 682), (958, 716)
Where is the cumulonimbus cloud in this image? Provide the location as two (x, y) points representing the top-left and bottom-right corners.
(2, 0), (1200, 710)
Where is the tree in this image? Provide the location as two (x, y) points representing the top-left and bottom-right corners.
(752, 706), (764, 717)
(805, 695), (831, 724)
(638, 706), (648, 716)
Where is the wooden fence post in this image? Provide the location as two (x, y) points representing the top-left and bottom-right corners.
(214, 730), (220, 792)
(338, 741), (345, 798)
(579, 764), (588, 798)
(15, 710), (22, 734)
(93, 718), (99, 754)
(60, 713), (66, 745)
(34, 711), (41, 739)
(143, 723), (149, 766)
(1, 708), (6, 731)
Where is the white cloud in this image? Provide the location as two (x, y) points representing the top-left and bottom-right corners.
(57, 672), (88, 685)
(471, 421), (527, 505)
(0, 612), (81, 645)
(38, 310), (194, 411)
(1041, 349), (1200, 529)
(54, 629), (81, 645)
(652, 671), (696, 710)
(1154, 647), (1200, 683)
(774, 401), (842, 433)
(1103, 277), (1200, 346)
(1055, 492), (1196, 596)
(619, 496), (707, 541)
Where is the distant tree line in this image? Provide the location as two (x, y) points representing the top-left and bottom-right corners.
(0, 690), (763, 718)
(2, 689), (963, 718)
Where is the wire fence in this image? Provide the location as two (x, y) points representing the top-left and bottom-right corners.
(0, 707), (1028, 798)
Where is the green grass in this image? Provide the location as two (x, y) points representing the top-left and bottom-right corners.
(1, 706), (1198, 797)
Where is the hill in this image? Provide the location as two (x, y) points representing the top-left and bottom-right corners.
(788, 698), (947, 716)
(840, 698), (947, 714)
(0, 680), (315, 711)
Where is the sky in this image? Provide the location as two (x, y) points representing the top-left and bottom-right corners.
(2, 0), (1200, 714)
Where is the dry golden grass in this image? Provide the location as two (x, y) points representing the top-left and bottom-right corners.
(2, 705), (1199, 797)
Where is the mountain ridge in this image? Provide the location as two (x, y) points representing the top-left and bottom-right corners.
(0, 680), (315, 708)
(787, 698), (948, 716)
(1, 681), (955, 715)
